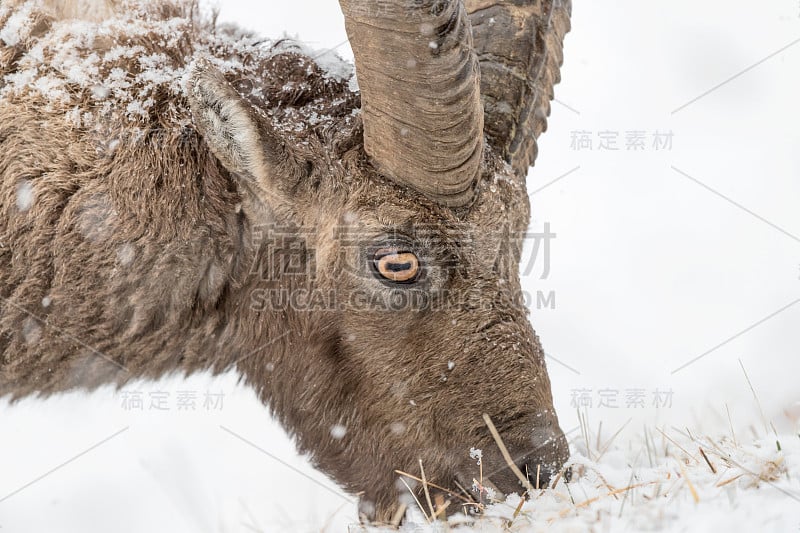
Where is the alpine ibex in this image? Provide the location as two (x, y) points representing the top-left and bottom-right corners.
(0, 0), (571, 522)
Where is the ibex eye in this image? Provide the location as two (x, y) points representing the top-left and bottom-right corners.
(372, 247), (420, 283)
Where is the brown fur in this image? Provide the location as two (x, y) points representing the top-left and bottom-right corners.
(0, 0), (568, 522)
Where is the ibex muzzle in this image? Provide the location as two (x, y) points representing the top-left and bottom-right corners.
(0, 0), (571, 523)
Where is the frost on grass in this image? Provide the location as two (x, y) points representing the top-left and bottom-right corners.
(362, 428), (800, 533)
(469, 447), (482, 465)
(0, 0), (359, 143)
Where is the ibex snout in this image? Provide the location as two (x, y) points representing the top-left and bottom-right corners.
(500, 422), (569, 494)
(468, 418), (570, 500)
(518, 422), (570, 487)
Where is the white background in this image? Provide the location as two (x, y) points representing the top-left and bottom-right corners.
(1, 1), (799, 531)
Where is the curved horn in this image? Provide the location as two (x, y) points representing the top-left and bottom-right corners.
(466, 0), (571, 175)
(339, 0), (484, 208)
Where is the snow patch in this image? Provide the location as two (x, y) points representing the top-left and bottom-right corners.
(1, 0), (358, 136)
(348, 71), (359, 92)
(0, 0), (35, 46)
(16, 180), (34, 212)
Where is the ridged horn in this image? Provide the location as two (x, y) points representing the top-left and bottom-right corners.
(466, 0), (571, 175)
(339, 0), (485, 208)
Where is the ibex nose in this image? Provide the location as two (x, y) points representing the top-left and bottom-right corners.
(509, 423), (571, 490)
(469, 417), (571, 499)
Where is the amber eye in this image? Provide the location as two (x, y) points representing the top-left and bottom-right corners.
(372, 247), (420, 283)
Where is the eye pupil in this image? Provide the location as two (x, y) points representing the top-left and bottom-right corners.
(373, 248), (420, 283)
(385, 261), (412, 273)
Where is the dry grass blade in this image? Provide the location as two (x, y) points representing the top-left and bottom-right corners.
(596, 418), (632, 462)
(770, 421), (783, 451)
(596, 420), (603, 451)
(505, 495), (529, 529)
(432, 495), (450, 520)
(483, 413), (535, 492)
(705, 442), (800, 502)
(549, 464), (568, 491)
(395, 470), (473, 503)
(618, 466), (637, 517)
(559, 481), (656, 517)
(453, 479), (479, 506)
(739, 359), (770, 436)
(418, 459), (436, 521)
(512, 494), (526, 519)
(677, 459), (700, 503)
(390, 503), (407, 527)
(699, 447), (717, 474)
(656, 427), (700, 463)
(565, 480), (576, 504)
(398, 478), (430, 523)
(583, 463), (619, 499)
(716, 474), (745, 487)
(577, 408), (594, 461)
(431, 501), (451, 520)
(644, 426), (654, 468)
(725, 403), (738, 446)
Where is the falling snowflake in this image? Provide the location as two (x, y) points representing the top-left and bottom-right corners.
(16, 180), (34, 212)
(330, 424), (346, 440)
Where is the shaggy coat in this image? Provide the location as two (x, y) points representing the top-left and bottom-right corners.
(0, 0), (571, 522)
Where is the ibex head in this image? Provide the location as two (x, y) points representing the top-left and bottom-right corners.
(187, 0), (571, 522)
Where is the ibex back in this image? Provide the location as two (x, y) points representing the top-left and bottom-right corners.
(0, 0), (571, 522)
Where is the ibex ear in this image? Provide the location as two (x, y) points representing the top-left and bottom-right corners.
(187, 60), (307, 206)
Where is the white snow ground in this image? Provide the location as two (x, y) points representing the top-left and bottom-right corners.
(377, 430), (800, 533)
(2, 1), (800, 531)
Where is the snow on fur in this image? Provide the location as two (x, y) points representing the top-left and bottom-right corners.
(0, 0), (356, 136)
